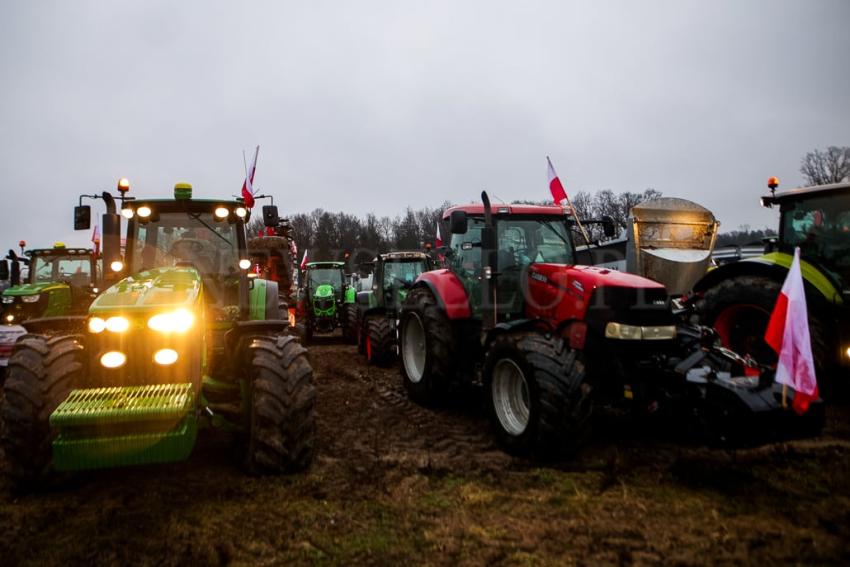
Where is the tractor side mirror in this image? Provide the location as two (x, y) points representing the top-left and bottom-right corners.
(262, 205), (280, 227)
(0, 260), (8, 281)
(601, 215), (616, 238)
(74, 205), (91, 230)
(450, 211), (468, 234)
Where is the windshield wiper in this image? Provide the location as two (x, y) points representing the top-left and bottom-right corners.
(188, 212), (232, 246)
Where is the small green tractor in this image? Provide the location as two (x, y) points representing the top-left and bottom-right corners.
(1, 244), (100, 378)
(295, 261), (350, 343)
(1, 181), (316, 488)
(354, 251), (437, 365)
(694, 179), (849, 390)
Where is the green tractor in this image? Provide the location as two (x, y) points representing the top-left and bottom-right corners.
(354, 251), (437, 365)
(694, 179), (850, 389)
(0, 181), (316, 488)
(296, 261), (350, 343)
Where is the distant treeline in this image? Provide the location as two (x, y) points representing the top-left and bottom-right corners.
(250, 188), (772, 264)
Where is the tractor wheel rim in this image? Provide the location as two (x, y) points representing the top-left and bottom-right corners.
(402, 313), (426, 383)
(492, 358), (530, 436)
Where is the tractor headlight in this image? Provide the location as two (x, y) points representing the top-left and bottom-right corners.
(147, 309), (194, 333)
(88, 317), (107, 333)
(238, 259), (252, 270)
(105, 316), (129, 333)
(154, 348), (179, 365)
(5, 314), (14, 323)
(110, 261), (124, 272)
(100, 351), (127, 369)
(21, 294), (40, 303)
(605, 322), (676, 340)
(214, 207), (230, 219)
(235, 207), (247, 218)
(1, 296), (13, 304)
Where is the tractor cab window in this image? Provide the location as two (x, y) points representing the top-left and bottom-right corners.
(129, 212), (239, 278)
(383, 261), (426, 290)
(497, 217), (574, 268)
(449, 218), (485, 277)
(31, 255), (92, 286)
(308, 268), (343, 290)
(782, 193), (850, 283)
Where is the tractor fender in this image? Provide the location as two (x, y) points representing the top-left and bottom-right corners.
(225, 319), (291, 352)
(248, 278), (282, 320)
(693, 255), (842, 306)
(413, 270), (471, 319)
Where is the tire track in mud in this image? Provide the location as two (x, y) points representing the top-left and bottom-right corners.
(310, 342), (514, 475)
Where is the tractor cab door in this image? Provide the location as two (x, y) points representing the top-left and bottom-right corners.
(448, 219), (485, 317)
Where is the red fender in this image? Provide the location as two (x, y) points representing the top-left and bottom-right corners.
(415, 270), (472, 319)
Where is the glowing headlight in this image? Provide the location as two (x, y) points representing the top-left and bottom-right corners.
(2, 296), (14, 304)
(154, 348), (179, 365)
(238, 259), (252, 270)
(21, 294), (41, 303)
(100, 351), (126, 369)
(235, 207), (247, 218)
(845, 346), (850, 359)
(121, 208), (135, 219)
(105, 316), (129, 333)
(147, 309), (194, 333)
(88, 317), (106, 333)
(110, 261), (124, 272)
(214, 207), (229, 219)
(137, 206), (152, 218)
(5, 314), (14, 322)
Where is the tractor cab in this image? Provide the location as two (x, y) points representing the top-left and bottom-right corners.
(296, 261), (348, 341)
(762, 181), (850, 291)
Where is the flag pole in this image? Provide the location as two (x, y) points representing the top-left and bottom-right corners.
(566, 195), (592, 246)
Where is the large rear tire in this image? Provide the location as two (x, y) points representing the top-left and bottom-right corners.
(701, 275), (833, 386)
(1, 334), (83, 488)
(243, 334), (316, 474)
(399, 287), (457, 405)
(365, 316), (394, 366)
(484, 332), (591, 457)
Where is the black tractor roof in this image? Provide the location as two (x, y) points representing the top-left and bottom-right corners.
(762, 181), (850, 206)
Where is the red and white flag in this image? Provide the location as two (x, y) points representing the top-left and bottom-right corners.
(764, 247), (818, 414)
(91, 224), (101, 256)
(300, 249), (309, 270)
(547, 156), (568, 206)
(435, 223), (443, 247)
(241, 145), (259, 208)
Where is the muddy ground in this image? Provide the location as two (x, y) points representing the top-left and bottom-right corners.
(1, 337), (849, 566)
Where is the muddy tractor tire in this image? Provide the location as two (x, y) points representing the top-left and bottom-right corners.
(342, 303), (359, 344)
(484, 332), (591, 458)
(243, 334), (316, 474)
(399, 287), (457, 405)
(365, 316), (394, 366)
(701, 275), (831, 383)
(1, 334), (84, 488)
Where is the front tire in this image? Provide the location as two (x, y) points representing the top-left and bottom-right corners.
(243, 334), (316, 474)
(399, 287), (457, 405)
(484, 332), (591, 457)
(1, 334), (83, 488)
(365, 316), (394, 366)
(342, 303), (359, 344)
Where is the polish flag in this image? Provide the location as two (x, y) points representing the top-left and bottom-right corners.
(241, 145), (259, 208)
(764, 247), (818, 414)
(435, 223), (443, 247)
(300, 249), (309, 270)
(547, 156), (568, 206)
(91, 224), (100, 256)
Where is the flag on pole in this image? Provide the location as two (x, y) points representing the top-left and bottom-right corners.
(764, 247), (818, 415)
(91, 224), (100, 256)
(300, 249), (309, 270)
(435, 223), (443, 247)
(241, 145), (260, 208)
(547, 156), (568, 205)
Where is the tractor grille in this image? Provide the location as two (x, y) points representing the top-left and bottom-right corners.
(585, 286), (673, 335)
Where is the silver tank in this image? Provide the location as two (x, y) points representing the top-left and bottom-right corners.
(625, 198), (719, 295)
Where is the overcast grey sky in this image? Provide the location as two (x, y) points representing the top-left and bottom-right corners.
(1, 0), (848, 248)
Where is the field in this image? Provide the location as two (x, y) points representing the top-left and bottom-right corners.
(2, 339), (849, 566)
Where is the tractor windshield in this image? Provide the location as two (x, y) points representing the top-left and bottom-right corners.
(129, 212), (240, 278)
(308, 268), (343, 290)
(30, 254), (92, 286)
(383, 261), (427, 289)
(782, 193), (850, 285)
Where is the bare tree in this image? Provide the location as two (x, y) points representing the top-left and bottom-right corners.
(800, 146), (850, 185)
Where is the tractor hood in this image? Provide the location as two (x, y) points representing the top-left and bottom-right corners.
(89, 267), (202, 316)
(2, 281), (67, 297)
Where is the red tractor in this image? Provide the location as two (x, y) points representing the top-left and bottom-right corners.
(399, 193), (820, 455)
